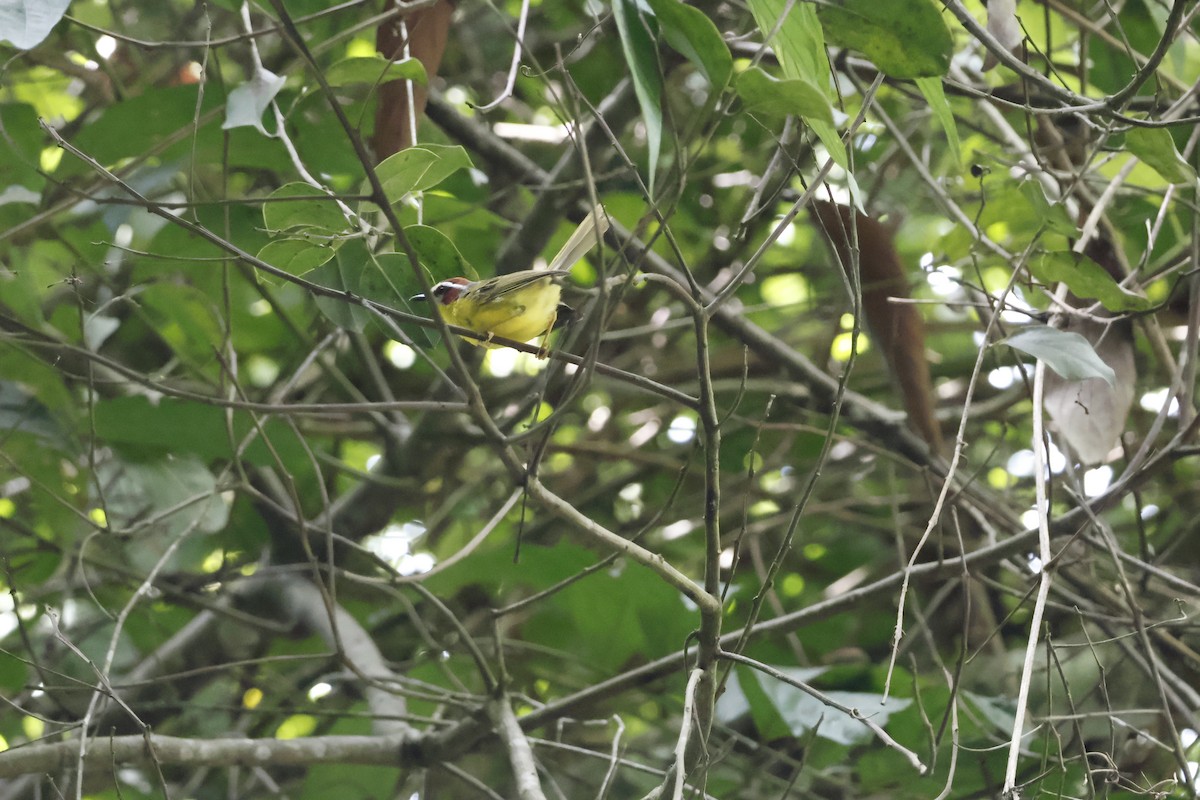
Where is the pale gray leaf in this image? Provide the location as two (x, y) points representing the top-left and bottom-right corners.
(223, 68), (286, 135)
(987, 0), (1023, 51)
(752, 666), (910, 746)
(0, 0), (71, 50)
(1043, 322), (1135, 463)
(84, 313), (120, 351)
(1003, 325), (1117, 387)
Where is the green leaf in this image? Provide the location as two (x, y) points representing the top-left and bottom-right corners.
(1126, 126), (1198, 184)
(1018, 180), (1078, 237)
(137, 283), (224, 371)
(69, 86), (218, 174)
(817, 0), (953, 79)
(375, 144), (473, 202)
(614, 0), (664, 195)
(310, 259), (366, 332)
(93, 397), (306, 465)
(325, 56), (427, 88)
(1002, 326), (1117, 386)
(405, 224), (475, 289)
(748, 0), (831, 94)
(7, 550), (61, 590)
(97, 454), (229, 538)
(222, 67), (287, 135)
(0, 103), (45, 191)
(262, 182), (349, 234)
(257, 237), (338, 280)
(1029, 251), (1154, 313)
(311, 240), (406, 332)
(645, 0), (732, 87)
(747, 0), (849, 169)
(915, 77), (961, 171)
(0, 260), (44, 327)
(717, 667), (792, 741)
(736, 67), (834, 123)
(0, 638), (28, 691)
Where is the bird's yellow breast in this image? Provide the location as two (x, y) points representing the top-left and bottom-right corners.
(442, 276), (562, 347)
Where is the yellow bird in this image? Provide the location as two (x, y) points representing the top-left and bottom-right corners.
(412, 208), (609, 357)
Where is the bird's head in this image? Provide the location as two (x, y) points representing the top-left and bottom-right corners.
(412, 277), (471, 306)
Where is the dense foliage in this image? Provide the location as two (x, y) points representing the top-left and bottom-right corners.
(1, 0), (1199, 798)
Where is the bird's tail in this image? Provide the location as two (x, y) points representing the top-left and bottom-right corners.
(545, 206), (610, 274)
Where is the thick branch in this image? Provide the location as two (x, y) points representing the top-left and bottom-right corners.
(0, 732), (421, 778)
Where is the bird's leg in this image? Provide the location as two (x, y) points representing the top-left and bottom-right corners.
(535, 311), (558, 359)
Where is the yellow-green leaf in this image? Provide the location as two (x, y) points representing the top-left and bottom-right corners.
(1126, 126), (1198, 185)
(817, 0), (952, 79)
(736, 67), (834, 123)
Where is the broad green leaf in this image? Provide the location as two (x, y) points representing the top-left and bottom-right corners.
(0, 103), (45, 191)
(137, 283), (224, 371)
(5, 550), (60, 591)
(311, 240), (405, 332)
(263, 183), (349, 234)
(645, 0), (732, 87)
(736, 67), (834, 123)
(1126, 126), (1198, 184)
(0, 638), (28, 691)
(97, 454), (228, 537)
(748, 0), (831, 94)
(747, 0), (848, 169)
(1019, 179), (1078, 237)
(310, 259), (367, 332)
(1002, 326), (1117, 386)
(817, 0), (953, 79)
(93, 397), (305, 465)
(0, 253), (44, 326)
(915, 76), (961, 171)
(716, 668), (793, 742)
(363, 252), (409, 312)
(614, 0), (664, 195)
(0, 0), (70, 49)
(376, 144), (473, 202)
(68, 86), (217, 174)
(325, 56), (427, 88)
(1029, 251), (1154, 312)
(257, 237), (338, 280)
(222, 67), (286, 135)
(300, 763), (401, 800)
(403, 224), (478, 292)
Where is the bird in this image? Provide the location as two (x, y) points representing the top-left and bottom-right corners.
(412, 208), (609, 358)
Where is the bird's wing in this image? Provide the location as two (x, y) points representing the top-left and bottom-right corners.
(473, 269), (570, 300)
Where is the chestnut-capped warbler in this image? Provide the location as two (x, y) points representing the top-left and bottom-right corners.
(412, 208), (609, 357)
